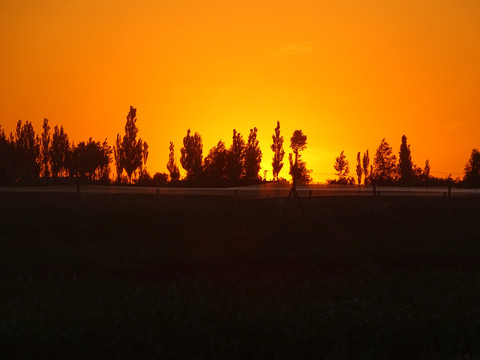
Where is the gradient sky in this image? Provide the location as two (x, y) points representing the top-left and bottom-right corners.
(1, 0), (479, 182)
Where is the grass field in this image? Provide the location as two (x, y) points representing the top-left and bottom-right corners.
(1, 192), (480, 359)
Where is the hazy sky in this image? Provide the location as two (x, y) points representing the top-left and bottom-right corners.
(1, 0), (479, 181)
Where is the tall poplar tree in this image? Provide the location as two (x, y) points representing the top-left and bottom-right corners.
(41, 118), (51, 178)
(180, 129), (203, 181)
(166, 141), (180, 182)
(14, 120), (40, 182)
(398, 135), (413, 184)
(226, 129), (245, 182)
(356, 152), (363, 185)
(116, 106), (144, 183)
(244, 127), (262, 182)
(271, 121), (285, 181)
(362, 150), (370, 185)
(50, 125), (70, 178)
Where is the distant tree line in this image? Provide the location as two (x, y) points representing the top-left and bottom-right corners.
(0, 119), (111, 184)
(1, 106), (479, 187)
(167, 122), (311, 186)
(0, 106), (315, 186)
(328, 135), (480, 187)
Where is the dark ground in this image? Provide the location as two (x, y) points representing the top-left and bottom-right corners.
(1, 191), (480, 359)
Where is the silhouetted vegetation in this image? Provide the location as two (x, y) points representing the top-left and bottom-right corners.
(1, 109), (479, 187)
(244, 127), (262, 182)
(326, 135), (465, 187)
(464, 148), (480, 187)
(226, 129), (245, 183)
(14, 120), (41, 183)
(398, 134), (414, 184)
(356, 152), (362, 185)
(372, 138), (397, 184)
(288, 129), (311, 184)
(0, 125), (14, 182)
(180, 129), (203, 182)
(271, 121), (285, 181)
(50, 125), (70, 179)
(204, 140), (229, 186)
(423, 159), (431, 179)
(328, 150), (355, 184)
(0, 119), (114, 185)
(152, 171), (169, 186)
(114, 106), (146, 183)
(69, 138), (112, 181)
(40, 118), (51, 179)
(166, 141), (180, 183)
(362, 150), (370, 185)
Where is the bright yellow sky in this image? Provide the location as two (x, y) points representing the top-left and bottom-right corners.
(1, 0), (480, 182)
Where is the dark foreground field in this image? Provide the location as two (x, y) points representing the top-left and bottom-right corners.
(1, 191), (480, 359)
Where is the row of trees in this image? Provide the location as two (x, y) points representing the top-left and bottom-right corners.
(0, 106), (153, 185)
(0, 107), (312, 186)
(0, 120), (111, 183)
(165, 123), (311, 186)
(330, 136), (432, 185)
(2, 105), (479, 186)
(329, 135), (480, 186)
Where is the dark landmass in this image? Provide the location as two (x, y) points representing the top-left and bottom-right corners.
(1, 192), (479, 359)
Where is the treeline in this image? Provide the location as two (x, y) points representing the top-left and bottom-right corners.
(0, 120), (111, 184)
(1, 105), (479, 187)
(328, 135), (480, 187)
(0, 106), (311, 186)
(166, 125), (311, 187)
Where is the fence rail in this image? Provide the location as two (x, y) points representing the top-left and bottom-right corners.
(0, 184), (479, 199)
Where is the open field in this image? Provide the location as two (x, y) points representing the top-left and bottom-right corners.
(1, 191), (480, 359)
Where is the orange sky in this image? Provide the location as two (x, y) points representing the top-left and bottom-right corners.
(1, 0), (480, 182)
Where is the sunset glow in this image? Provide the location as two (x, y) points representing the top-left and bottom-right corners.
(2, 0), (480, 182)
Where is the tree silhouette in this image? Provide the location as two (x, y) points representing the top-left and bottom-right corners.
(138, 141), (149, 181)
(334, 150), (350, 183)
(50, 125), (70, 178)
(116, 106), (144, 183)
(464, 149), (480, 187)
(180, 129), (203, 181)
(153, 172), (168, 186)
(356, 152), (362, 185)
(271, 121), (285, 181)
(100, 139), (112, 181)
(113, 134), (123, 183)
(288, 130), (311, 184)
(244, 127), (262, 182)
(166, 141), (180, 182)
(14, 120), (40, 183)
(0, 126), (14, 182)
(204, 140), (228, 183)
(70, 138), (111, 181)
(362, 150), (370, 185)
(372, 138), (397, 184)
(398, 135), (413, 184)
(423, 160), (430, 180)
(226, 129), (245, 182)
(40, 118), (51, 179)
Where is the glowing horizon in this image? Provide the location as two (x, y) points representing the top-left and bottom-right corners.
(1, 0), (479, 182)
